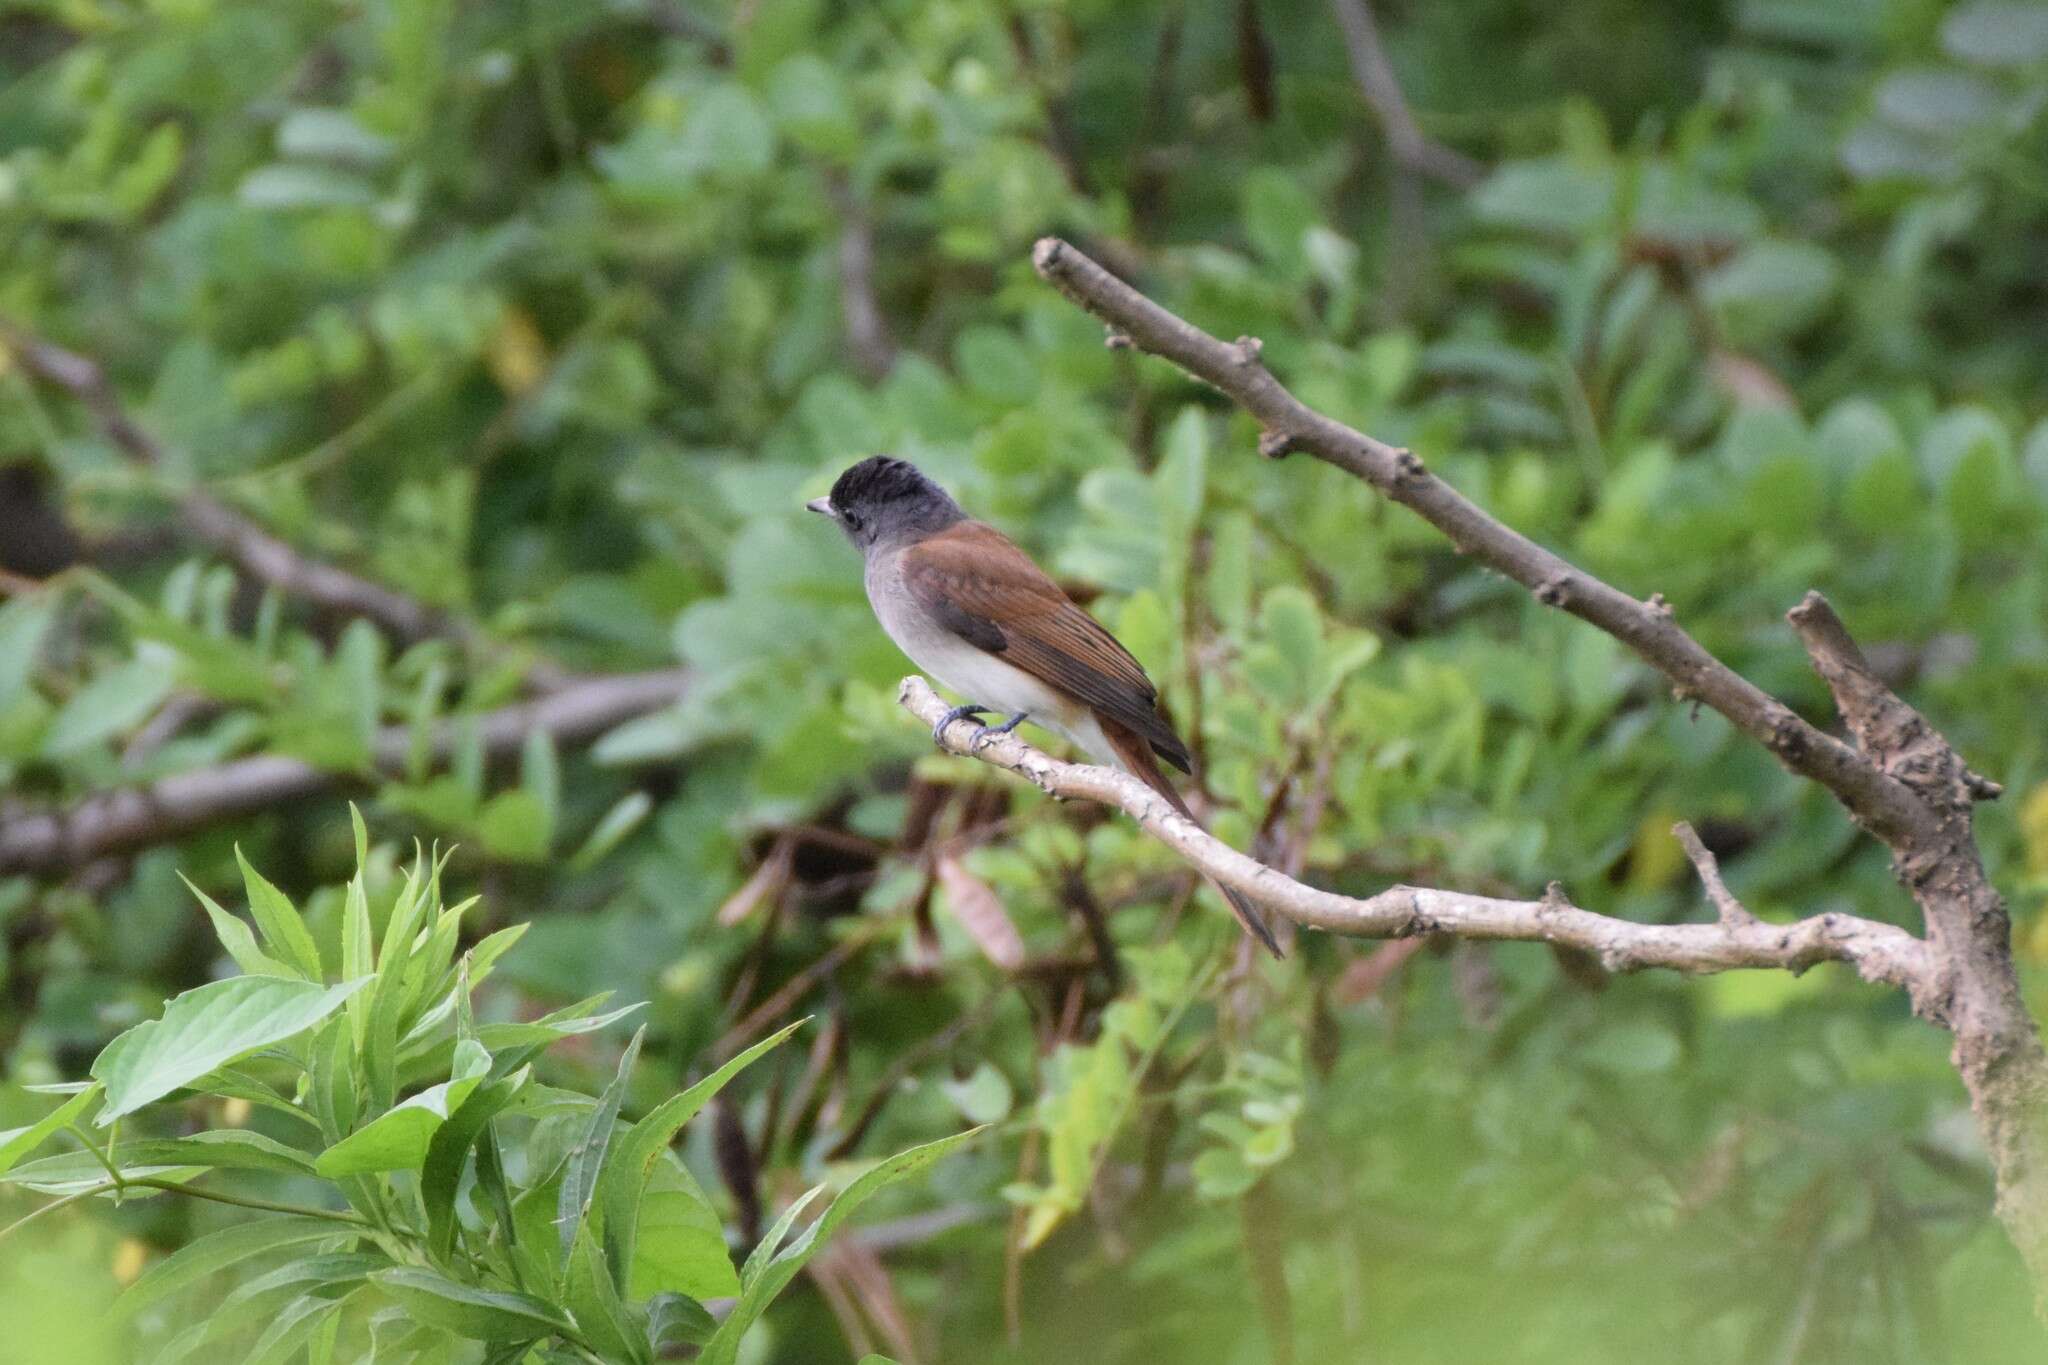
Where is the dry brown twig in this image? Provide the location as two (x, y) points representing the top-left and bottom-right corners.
(1327, 0), (1484, 190)
(902, 676), (1924, 986)
(1, 324), (574, 692)
(0, 668), (692, 876)
(892, 236), (2048, 1294)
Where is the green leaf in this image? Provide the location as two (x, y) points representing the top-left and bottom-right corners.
(475, 789), (551, 861)
(629, 1165), (739, 1302)
(181, 875), (298, 979)
(647, 1293), (716, 1351)
(954, 326), (1038, 403)
(341, 867), (374, 1051)
(422, 1067), (529, 1262)
(0, 1082), (101, 1175)
(1259, 586), (1322, 698)
(569, 791), (653, 869)
(940, 1063), (1013, 1125)
(91, 975), (370, 1124)
(159, 1252), (385, 1364)
(117, 1215), (350, 1322)
(521, 728), (561, 841)
(558, 1025), (645, 1256)
(474, 999), (645, 1054)
(314, 1038), (491, 1176)
(1582, 1020), (1683, 1076)
(567, 1224), (649, 1365)
(369, 1268), (574, 1343)
(41, 655), (175, 757)
(1944, 1), (2048, 64)
(699, 1127), (982, 1365)
(2, 1131), (318, 1189)
(598, 1020), (804, 1283)
(236, 848), (325, 981)
(245, 1294), (348, 1365)
(0, 594), (55, 710)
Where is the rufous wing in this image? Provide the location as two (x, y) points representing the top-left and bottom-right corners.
(898, 520), (1192, 772)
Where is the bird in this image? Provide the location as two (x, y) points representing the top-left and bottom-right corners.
(808, 455), (1282, 957)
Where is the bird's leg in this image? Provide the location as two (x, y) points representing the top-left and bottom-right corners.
(933, 703), (990, 747)
(971, 712), (1029, 752)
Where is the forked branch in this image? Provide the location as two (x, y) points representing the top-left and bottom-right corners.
(899, 677), (1928, 993)
(1017, 237), (2048, 1295)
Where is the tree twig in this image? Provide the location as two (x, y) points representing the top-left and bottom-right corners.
(900, 676), (1927, 991)
(0, 325), (574, 692)
(1672, 821), (1758, 929)
(0, 668), (692, 876)
(1028, 238), (1926, 846)
(1023, 235), (2048, 1300)
(1326, 0), (1484, 190)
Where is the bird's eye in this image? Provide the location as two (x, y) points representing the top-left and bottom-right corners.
(842, 510), (863, 531)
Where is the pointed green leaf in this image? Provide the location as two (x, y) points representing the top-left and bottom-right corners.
(314, 1039), (491, 1176)
(701, 1128), (982, 1365)
(41, 656), (175, 756)
(629, 1162), (739, 1301)
(236, 849), (324, 980)
(181, 875), (298, 979)
(369, 1268), (574, 1342)
(0, 1082), (101, 1175)
(91, 975), (370, 1124)
(567, 1224), (648, 1364)
(3, 1131), (317, 1187)
(117, 1214), (351, 1322)
(558, 1025), (644, 1256)
(598, 1019), (804, 1283)
(422, 1068), (529, 1262)
(0, 594), (56, 710)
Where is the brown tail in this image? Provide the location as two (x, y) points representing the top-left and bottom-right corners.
(1099, 720), (1284, 958)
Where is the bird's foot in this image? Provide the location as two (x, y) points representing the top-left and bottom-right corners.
(933, 704), (990, 748)
(970, 712), (1029, 752)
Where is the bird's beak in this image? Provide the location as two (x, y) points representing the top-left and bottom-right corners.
(805, 497), (834, 517)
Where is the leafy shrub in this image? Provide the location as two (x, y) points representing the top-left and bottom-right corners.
(0, 813), (969, 1363)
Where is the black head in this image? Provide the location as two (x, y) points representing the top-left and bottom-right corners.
(806, 456), (966, 551)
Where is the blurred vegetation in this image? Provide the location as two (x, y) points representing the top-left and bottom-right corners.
(4, 0), (2048, 1360)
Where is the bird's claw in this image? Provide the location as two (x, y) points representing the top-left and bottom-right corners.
(969, 712), (1028, 752)
(933, 704), (989, 748)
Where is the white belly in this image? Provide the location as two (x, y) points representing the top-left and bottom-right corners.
(867, 550), (1116, 765)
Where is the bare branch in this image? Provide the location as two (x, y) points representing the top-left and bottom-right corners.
(1788, 591), (2001, 805)
(0, 668), (691, 876)
(898, 676), (1928, 993)
(1028, 236), (2048, 1298)
(1, 325), (574, 692)
(1029, 237), (1927, 846)
(1327, 0), (1484, 190)
(1672, 821), (1758, 929)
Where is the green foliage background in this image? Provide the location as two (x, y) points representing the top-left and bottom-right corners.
(5, 0), (2048, 1359)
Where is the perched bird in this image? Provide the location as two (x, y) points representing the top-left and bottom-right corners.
(809, 455), (1281, 957)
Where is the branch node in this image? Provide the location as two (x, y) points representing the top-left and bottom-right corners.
(1534, 575), (1574, 608)
(1965, 771), (2004, 802)
(1764, 705), (1807, 759)
(1645, 592), (1673, 619)
(1673, 821), (1759, 929)
(1391, 447), (1425, 481)
(1256, 429), (1298, 460)
(1104, 326), (1133, 351)
(1232, 335), (1264, 365)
